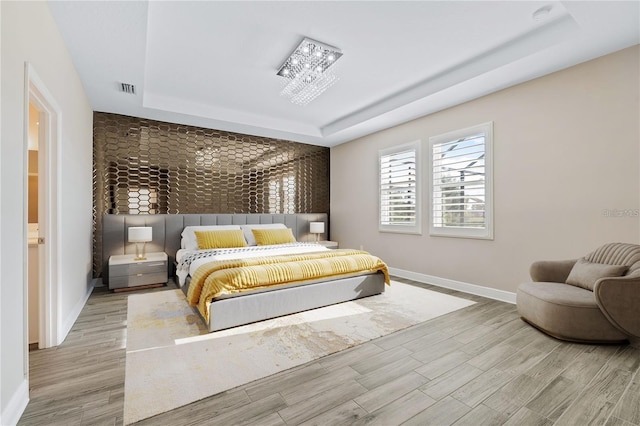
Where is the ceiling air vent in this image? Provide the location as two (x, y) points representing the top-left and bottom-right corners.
(120, 82), (136, 94)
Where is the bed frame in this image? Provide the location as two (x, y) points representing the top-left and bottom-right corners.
(102, 213), (386, 331)
(184, 273), (386, 331)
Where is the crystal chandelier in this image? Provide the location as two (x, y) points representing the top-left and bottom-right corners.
(276, 37), (343, 106)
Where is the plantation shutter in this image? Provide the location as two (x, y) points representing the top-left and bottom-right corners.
(431, 132), (486, 229)
(380, 148), (417, 227)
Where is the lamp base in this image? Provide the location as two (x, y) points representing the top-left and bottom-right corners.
(134, 242), (147, 261)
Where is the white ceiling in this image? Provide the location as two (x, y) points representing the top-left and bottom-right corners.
(48, 1), (639, 147)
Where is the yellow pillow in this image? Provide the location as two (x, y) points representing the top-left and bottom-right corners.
(251, 228), (296, 245)
(194, 230), (247, 249)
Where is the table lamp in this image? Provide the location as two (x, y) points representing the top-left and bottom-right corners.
(309, 222), (324, 243)
(128, 227), (152, 260)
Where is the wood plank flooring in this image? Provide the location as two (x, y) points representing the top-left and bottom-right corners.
(18, 277), (640, 426)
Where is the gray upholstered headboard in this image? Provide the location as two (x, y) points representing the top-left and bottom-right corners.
(101, 213), (328, 285)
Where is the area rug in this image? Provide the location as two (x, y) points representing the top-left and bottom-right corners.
(123, 281), (475, 424)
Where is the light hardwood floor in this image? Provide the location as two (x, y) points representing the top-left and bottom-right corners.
(19, 277), (640, 426)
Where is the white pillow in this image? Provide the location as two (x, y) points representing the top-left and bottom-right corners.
(181, 225), (242, 250)
(240, 223), (288, 246)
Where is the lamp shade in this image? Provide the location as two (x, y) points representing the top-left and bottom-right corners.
(128, 227), (152, 243)
(309, 222), (324, 234)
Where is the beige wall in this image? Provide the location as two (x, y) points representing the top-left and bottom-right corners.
(1, 1), (93, 422)
(331, 46), (640, 295)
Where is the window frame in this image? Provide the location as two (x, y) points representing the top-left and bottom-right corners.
(428, 122), (494, 240)
(378, 140), (422, 235)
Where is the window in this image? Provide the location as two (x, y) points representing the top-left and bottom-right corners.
(429, 122), (493, 239)
(379, 141), (421, 234)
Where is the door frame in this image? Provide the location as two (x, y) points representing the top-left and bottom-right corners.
(23, 63), (62, 351)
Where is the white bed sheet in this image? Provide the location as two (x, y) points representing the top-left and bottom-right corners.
(175, 242), (330, 286)
(175, 249), (189, 263)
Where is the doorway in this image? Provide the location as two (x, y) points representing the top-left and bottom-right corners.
(27, 102), (41, 350)
(24, 63), (61, 361)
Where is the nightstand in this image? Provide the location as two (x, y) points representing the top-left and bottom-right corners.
(318, 240), (338, 249)
(109, 252), (168, 290)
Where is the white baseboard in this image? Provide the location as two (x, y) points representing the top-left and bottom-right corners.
(2, 379), (29, 426)
(389, 267), (516, 304)
(59, 278), (96, 344)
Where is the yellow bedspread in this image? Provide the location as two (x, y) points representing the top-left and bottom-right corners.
(187, 249), (390, 321)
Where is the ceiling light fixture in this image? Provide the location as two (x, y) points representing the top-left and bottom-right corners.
(276, 37), (343, 106)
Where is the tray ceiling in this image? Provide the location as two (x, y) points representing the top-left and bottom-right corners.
(49, 1), (639, 147)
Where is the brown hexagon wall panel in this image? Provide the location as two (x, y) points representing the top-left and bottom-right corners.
(93, 112), (329, 276)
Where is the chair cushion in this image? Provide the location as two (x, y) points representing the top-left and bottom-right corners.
(565, 258), (628, 291)
(517, 282), (627, 343)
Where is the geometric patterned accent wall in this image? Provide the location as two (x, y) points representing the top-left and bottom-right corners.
(93, 112), (330, 276)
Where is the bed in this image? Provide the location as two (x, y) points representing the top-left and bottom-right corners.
(102, 214), (388, 331)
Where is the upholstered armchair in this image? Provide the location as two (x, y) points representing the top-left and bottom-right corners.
(517, 243), (640, 344)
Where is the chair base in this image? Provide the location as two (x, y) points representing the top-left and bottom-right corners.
(520, 317), (628, 345)
(517, 282), (628, 344)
